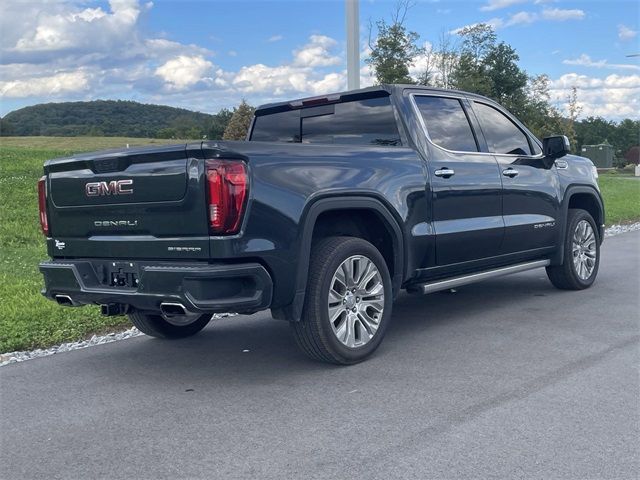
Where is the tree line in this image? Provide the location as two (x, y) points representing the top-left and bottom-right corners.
(366, 3), (639, 165)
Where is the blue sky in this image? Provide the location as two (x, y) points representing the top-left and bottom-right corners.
(1, 0), (639, 119)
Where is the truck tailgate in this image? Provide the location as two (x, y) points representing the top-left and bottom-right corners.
(44, 143), (210, 259)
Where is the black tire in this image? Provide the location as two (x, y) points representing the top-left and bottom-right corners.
(546, 208), (600, 290)
(291, 236), (393, 365)
(128, 310), (211, 339)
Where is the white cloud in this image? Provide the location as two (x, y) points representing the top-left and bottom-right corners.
(225, 33), (346, 96)
(268, 35), (283, 42)
(549, 73), (640, 119)
(563, 54), (640, 72)
(13, 0), (146, 53)
(541, 8), (585, 21)
(452, 6), (584, 33)
(155, 55), (213, 89)
(618, 24), (638, 42)
(0, 70), (90, 98)
(480, 0), (527, 12)
(231, 63), (345, 96)
(505, 11), (538, 27)
(0, 0), (217, 105)
(292, 35), (341, 67)
(450, 17), (504, 34)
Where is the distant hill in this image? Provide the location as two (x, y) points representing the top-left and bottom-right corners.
(0, 100), (229, 139)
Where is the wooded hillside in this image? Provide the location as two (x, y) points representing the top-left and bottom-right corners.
(0, 100), (231, 139)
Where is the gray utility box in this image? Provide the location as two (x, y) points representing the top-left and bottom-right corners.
(581, 144), (614, 168)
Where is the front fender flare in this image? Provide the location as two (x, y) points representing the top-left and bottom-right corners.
(551, 184), (605, 265)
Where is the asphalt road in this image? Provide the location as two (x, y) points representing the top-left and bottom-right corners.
(2, 232), (639, 480)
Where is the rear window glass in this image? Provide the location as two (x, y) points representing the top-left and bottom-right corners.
(250, 110), (300, 143)
(413, 96), (478, 152)
(250, 96), (401, 146)
(302, 97), (401, 146)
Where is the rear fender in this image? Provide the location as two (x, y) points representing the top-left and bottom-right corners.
(274, 195), (405, 322)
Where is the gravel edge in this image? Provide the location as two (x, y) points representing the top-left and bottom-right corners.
(603, 221), (640, 237)
(2, 223), (639, 367)
(0, 313), (235, 367)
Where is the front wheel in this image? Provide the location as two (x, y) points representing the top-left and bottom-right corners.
(291, 236), (393, 365)
(128, 311), (211, 339)
(546, 208), (600, 290)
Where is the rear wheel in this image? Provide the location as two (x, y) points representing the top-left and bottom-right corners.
(291, 236), (393, 365)
(128, 310), (211, 339)
(546, 208), (600, 290)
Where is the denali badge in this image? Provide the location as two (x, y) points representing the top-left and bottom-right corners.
(86, 179), (133, 196)
(534, 222), (556, 229)
(94, 220), (138, 227)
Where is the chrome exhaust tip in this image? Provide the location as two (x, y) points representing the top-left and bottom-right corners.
(159, 302), (200, 326)
(160, 302), (188, 316)
(55, 295), (76, 306)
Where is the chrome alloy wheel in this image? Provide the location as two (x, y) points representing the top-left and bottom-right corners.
(327, 255), (385, 348)
(572, 220), (597, 280)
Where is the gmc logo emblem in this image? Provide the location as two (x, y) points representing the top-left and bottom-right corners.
(85, 180), (133, 196)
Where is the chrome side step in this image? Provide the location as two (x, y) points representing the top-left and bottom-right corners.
(407, 260), (551, 295)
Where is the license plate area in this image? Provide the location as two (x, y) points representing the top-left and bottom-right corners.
(107, 262), (139, 288)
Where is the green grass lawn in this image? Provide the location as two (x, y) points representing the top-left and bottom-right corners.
(0, 137), (639, 353)
(598, 173), (640, 225)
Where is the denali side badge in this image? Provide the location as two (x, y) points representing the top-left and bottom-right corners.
(86, 179), (133, 196)
(534, 222), (556, 229)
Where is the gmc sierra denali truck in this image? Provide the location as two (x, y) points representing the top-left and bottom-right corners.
(39, 85), (604, 364)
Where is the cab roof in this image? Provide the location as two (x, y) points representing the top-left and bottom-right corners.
(255, 84), (495, 116)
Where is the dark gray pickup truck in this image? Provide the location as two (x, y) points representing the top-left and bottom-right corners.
(39, 84), (604, 364)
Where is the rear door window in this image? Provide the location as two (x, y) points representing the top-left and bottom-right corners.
(473, 102), (533, 155)
(413, 96), (478, 152)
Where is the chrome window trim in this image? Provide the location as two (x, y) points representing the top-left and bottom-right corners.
(408, 92), (544, 160)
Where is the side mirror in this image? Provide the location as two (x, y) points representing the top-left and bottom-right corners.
(543, 135), (570, 160)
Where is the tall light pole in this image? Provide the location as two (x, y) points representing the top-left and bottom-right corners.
(346, 0), (360, 90)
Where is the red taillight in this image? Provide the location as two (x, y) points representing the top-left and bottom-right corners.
(206, 160), (248, 234)
(38, 176), (49, 236)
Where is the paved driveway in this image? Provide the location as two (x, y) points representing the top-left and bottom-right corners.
(1, 232), (638, 479)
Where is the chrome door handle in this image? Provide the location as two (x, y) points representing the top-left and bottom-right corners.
(502, 168), (519, 178)
(434, 168), (455, 178)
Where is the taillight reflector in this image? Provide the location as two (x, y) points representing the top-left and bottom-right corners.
(206, 160), (248, 234)
(38, 176), (49, 236)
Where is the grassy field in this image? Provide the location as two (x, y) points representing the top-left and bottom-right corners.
(598, 173), (640, 225)
(0, 136), (639, 353)
(0, 136), (181, 151)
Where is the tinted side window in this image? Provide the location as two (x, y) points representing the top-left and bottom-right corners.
(250, 110), (300, 142)
(301, 96), (401, 146)
(473, 102), (532, 155)
(413, 96), (478, 152)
